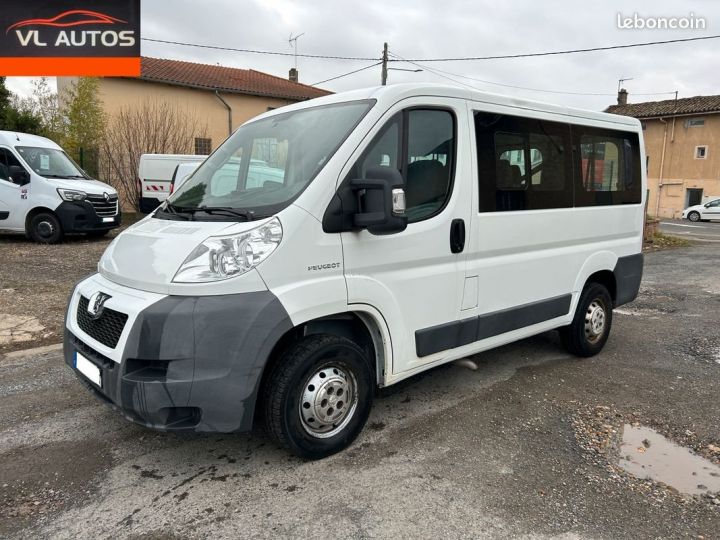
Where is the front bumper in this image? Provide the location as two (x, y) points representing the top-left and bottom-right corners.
(56, 201), (121, 232)
(64, 274), (292, 432)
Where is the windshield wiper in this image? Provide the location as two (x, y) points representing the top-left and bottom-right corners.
(196, 206), (255, 221)
(161, 203), (194, 220)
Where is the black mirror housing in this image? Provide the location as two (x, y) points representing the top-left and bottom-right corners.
(8, 166), (30, 186)
(351, 167), (407, 235)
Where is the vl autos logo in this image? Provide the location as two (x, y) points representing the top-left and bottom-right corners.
(7, 9), (136, 48)
(0, 0), (141, 76)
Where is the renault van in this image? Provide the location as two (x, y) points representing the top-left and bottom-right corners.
(0, 131), (120, 243)
(64, 84), (645, 459)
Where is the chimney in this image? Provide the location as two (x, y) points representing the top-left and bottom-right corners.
(289, 68), (298, 83)
(617, 88), (628, 106)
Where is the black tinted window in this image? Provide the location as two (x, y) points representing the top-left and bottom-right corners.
(0, 148), (25, 184)
(475, 113), (572, 211)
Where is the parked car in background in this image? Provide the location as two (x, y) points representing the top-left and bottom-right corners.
(138, 154), (207, 213)
(682, 198), (720, 222)
(0, 131), (120, 244)
(169, 162), (201, 194)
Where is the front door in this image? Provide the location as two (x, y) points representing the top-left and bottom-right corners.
(340, 98), (473, 375)
(0, 147), (30, 230)
(702, 198), (720, 220)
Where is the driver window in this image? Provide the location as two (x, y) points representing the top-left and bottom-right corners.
(0, 148), (26, 184)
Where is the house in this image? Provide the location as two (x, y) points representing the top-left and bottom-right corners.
(606, 90), (720, 218)
(59, 57), (331, 156)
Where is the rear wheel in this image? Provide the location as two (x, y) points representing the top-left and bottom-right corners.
(559, 283), (613, 357)
(688, 211), (701, 222)
(27, 212), (63, 244)
(263, 334), (374, 459)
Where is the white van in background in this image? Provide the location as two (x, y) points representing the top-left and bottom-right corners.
(138, 154), (207, 213)
(65, 84), (645, 459)
(169, 162), (201, 194)
(0, 131), (120, 243)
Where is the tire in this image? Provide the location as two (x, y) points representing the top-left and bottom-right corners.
(559, 282), (613, 358)
(87, 229), (110, 238)
(263, 334), (374, 459)
(27, 212), (63, 244)
(687, 211), (701, 222)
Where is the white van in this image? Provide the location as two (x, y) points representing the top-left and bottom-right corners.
(0, 131), (120, 243)
(138, 154), (207, 213)
(169, 162), (201, 194)
(64, 84), (645, 459)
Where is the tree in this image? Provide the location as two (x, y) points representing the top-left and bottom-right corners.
(100, 100), (208, 211)
(62, 77), (106, 175)
(29, 77), (66, 142)
(0, 77), (44, 134)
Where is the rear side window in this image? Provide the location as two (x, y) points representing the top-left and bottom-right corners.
(351, 108), (456, 223)
(475, 113), (572, 211)
(574, 127), (641, 206)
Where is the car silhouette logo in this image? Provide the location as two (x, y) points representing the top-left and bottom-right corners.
(6, 10), (126, 34)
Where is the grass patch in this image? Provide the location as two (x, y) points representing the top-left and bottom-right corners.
(645, 232), (693, 251)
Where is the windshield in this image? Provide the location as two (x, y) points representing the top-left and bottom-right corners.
(168, 100), (374, 217)
(16, 146), (89, 179)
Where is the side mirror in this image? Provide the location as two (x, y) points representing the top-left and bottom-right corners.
(351, 167), (407, 235)
(8, 166), (30, 186)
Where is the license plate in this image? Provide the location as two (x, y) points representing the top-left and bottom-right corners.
(75, 352), (102, 387)
(102, 217), (114, 223)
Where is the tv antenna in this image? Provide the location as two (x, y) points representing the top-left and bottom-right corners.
(618, 76), (634, 92)
(289, 32), (305, 70)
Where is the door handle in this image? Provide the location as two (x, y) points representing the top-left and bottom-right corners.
(450, 218), (465, 254)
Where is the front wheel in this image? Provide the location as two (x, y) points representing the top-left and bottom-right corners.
(559, 283), (613, 357)
(263, 334), (374, 459)
(687, 211), (701, 222)
(27, 212), (63, 244)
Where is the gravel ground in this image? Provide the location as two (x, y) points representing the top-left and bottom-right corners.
(1, 244), (719, 538)
(0, 217), (139, 353)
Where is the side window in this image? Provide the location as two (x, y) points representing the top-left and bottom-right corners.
(707, 199), (720, 208)
(0, 148), (26, 184)
(404, 109), (455, 222)
(574, 128), (641, 206)
(350, 109), (456, 223)
(475, 112), (571, 212)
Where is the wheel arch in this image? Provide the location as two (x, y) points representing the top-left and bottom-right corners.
(254, 308), (391, 426)
(24, 206), (59, 232)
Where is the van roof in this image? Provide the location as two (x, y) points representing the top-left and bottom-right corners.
(252, 83), (641, 129)
(0, 131), (62, 149)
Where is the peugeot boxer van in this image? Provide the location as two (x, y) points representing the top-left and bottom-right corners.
(64, 84), (645, 459)
(0, 131), (120, 243)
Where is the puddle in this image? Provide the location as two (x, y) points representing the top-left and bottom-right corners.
(618, 424), (720, 495)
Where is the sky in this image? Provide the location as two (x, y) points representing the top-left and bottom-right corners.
(6, 0), (720, 111)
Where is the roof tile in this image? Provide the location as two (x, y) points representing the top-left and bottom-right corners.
(137, 57), (332, 101)
(606, 94), (720, 118)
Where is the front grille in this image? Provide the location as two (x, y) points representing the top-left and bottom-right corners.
(77, 296), (128, 349)
(86, 194), (119, 217)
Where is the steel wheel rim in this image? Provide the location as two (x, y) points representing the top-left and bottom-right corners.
(37, 220), (55, 239)
(584, 299), (606, 344)
(299, 363), (358, 439)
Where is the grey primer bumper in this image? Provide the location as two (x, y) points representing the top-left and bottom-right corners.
(64, 292), (293, 432)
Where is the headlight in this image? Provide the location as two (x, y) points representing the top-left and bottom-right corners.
(57, 188), (87, 201)
(173, 217), (283, 283)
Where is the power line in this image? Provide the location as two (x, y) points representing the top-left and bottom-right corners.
(389, 52), (677, 97)
(312, 62), (383, 85)
(141, 37), (379, 61)
(400, 34), (720, 62)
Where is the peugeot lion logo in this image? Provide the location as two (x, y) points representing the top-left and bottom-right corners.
(87, 292), (111, 319)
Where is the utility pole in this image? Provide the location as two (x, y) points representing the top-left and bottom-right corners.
(381, 42), (388, 86)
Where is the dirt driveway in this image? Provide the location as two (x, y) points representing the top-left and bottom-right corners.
(1, 244), (719, 538)
(0, 222), (136, 353)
